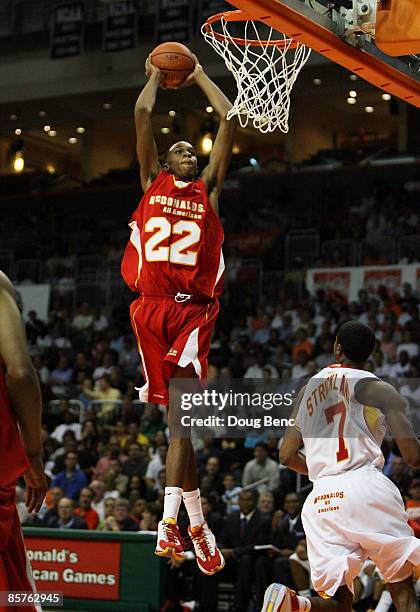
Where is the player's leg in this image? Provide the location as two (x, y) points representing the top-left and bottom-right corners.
(358, 472), (420, 610)
(0, 488), (39, 612)
(267, 472), (367, 612)
(169, 365), (224, 575)
(167, 364), (198, 492)
(262, 584), (353, 612)
(387, 575), (419, 612)
(164, 302), (224, 575)
(130, 298), (186, 559)
(164, 364), (200, 530)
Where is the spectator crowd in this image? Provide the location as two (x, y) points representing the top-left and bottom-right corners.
(16, 274), (420, 611)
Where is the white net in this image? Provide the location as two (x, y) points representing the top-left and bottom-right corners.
(202, 13), (312, 133)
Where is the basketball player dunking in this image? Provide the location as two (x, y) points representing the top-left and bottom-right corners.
(262, 321), (420, 612)
(0, 271), (47, 611)
(121, 54), (235, 574)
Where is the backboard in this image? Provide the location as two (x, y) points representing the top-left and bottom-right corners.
(222, 0), (420, 107)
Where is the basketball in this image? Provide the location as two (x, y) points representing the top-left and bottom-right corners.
(151, 42), (195, 88)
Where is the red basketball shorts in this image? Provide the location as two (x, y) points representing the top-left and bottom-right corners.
(130, 295), (219, 405)
(0, 485), (38, 612)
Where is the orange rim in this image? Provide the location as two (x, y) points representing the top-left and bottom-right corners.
(204, 9), (300, 49)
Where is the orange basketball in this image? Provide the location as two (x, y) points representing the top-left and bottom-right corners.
(151, 42), (195, 88)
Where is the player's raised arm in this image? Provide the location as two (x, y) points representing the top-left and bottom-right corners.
(0, 272), (47, 512)
(279, 386), (308, 475)
(183, 56), (236, 205)
(355, 378), (420, 468)
(135, 56), (164, 192)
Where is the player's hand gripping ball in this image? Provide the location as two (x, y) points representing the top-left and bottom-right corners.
(150, 42), (195, 89)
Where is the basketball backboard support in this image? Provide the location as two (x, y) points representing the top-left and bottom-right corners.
(223, 0), (420, 107)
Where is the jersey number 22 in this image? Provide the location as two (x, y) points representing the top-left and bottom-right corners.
(145, 217), (201, 266)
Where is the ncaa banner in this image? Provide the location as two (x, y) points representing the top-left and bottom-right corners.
(103, 0), (137, 52)
(156, 0), (192, 43)
(50, 2), (85, 59)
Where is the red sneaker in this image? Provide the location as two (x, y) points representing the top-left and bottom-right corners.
(188, 521), (225, 575)
(155, 518), (184, 560)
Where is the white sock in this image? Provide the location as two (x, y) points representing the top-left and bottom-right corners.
(163, 486), (183, 521)
(183, 489), (204, 528)
(297, 596), (311, 611)
(375, 590), (393, 612)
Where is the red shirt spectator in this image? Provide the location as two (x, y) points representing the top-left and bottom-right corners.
(74, 487), (99, 530)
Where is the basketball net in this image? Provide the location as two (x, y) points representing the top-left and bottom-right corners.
(202, 11), (311, 134)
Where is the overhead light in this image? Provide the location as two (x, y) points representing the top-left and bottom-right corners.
(349, 90), (357, 97)
(10, 114), (18, 121)
(232, 145), (240, 154)
(14, 128), (22, 135)
(365, 106), (375, 113)
(46, 164), (56, 174)
(43, 125), (51, 132)
(347, 97), (357, 105)
(201, 133), (213, 154)
(13, 152), (24, 173)
(249, 157), (258, 167)
(313, 78), (322, 85)
(68, 137), (78, 144)
(206, 106), (213, 113)
(382, 93), (391, 101)
(48, 130), (57, 137)
(103, 102), (112, 110)
(350, 74), (358, 81)
(76, 127), (86, 134)
(161, 127), (170, 134)
(169, 110), (176, 117)
(38, 110), (47, 118)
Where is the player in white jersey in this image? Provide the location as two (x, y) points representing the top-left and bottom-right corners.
(262, 321), (420, 612)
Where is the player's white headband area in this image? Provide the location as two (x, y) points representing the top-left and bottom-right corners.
(169, 141), (194, 152)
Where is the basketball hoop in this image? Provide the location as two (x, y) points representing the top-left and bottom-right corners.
(202, 10), (311, 133)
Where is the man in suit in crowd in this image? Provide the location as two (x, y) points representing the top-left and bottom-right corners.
(219, 488), (272, 611)
(193, 488), (272, 611)
(270, 492), (305, 588)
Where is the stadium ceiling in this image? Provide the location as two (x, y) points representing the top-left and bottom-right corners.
(0, 60), (394, 149)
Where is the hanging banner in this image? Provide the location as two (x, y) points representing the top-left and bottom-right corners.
(103, 0), (137, 52)
(310, 270), (351, 302)
(50, 2), (85, 59)
(307, 264), (420, 302)
(156, 0), (192, 43)
(362, 267), (403, 299)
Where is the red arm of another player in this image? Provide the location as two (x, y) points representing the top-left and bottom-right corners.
(135, 57), (164, 192)
(355, 378), (420, 469)
(279, 386), (308, 475)
(0, 272), (47, 512)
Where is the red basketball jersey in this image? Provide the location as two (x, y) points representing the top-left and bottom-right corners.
(121, 171), (225, 299)
(0, 361), (28, 486)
